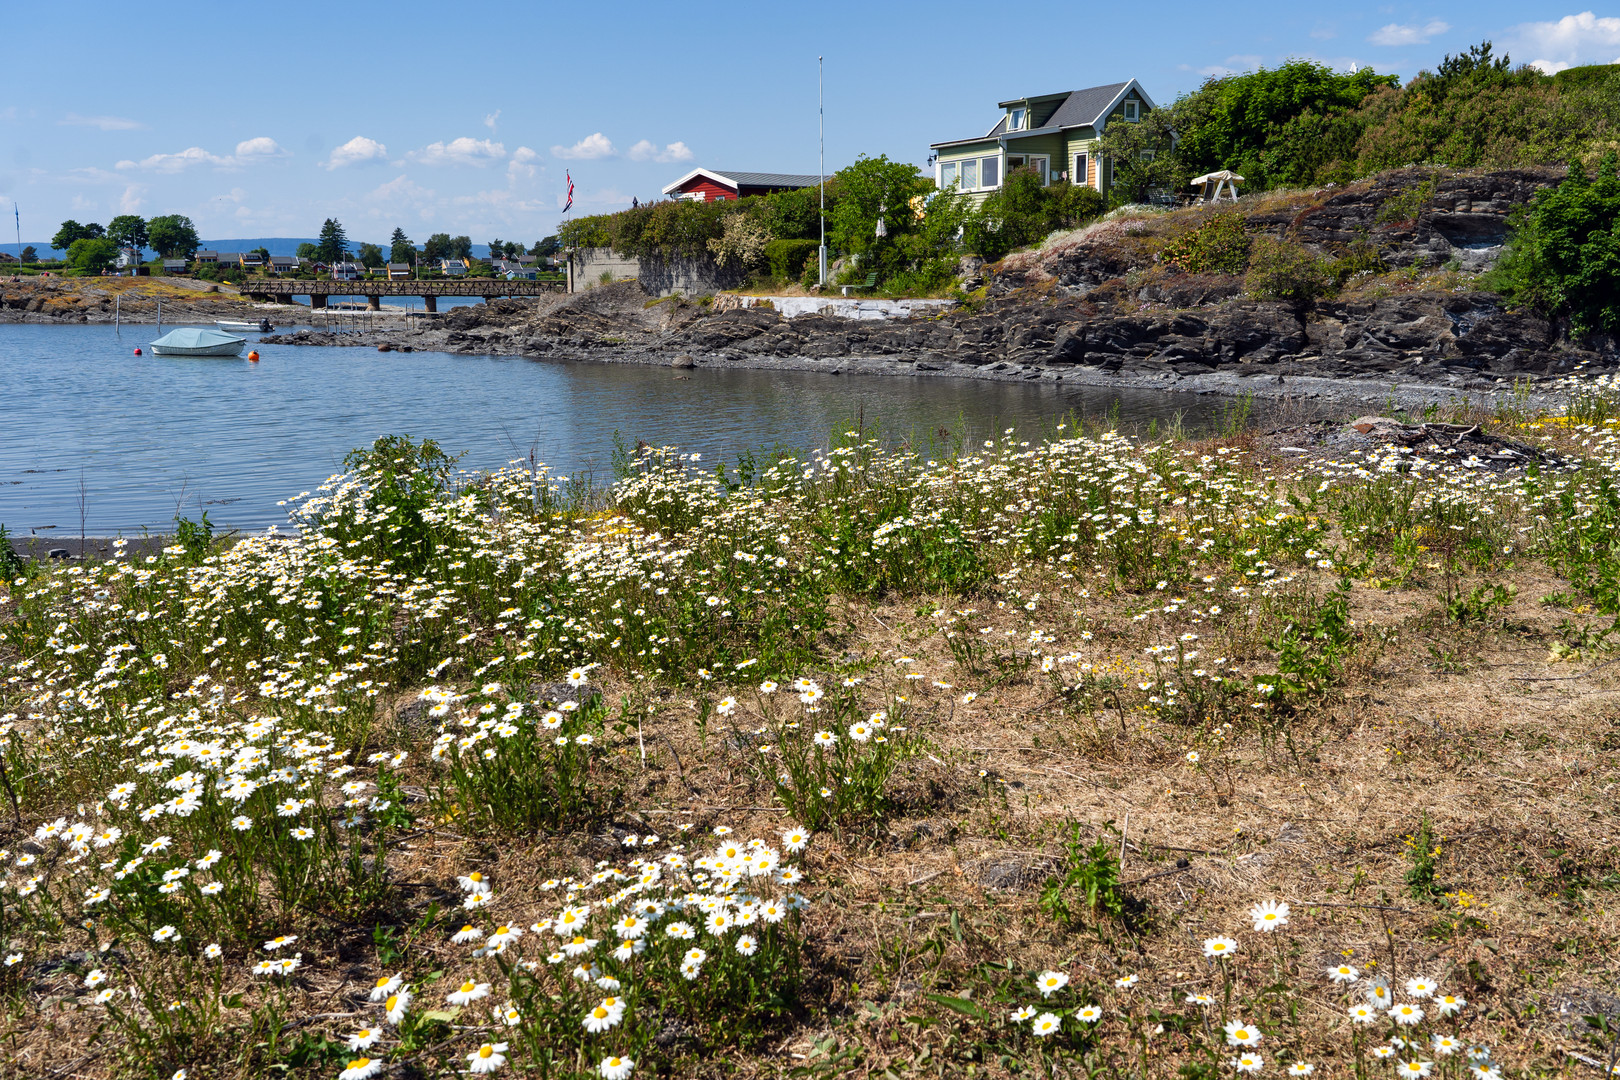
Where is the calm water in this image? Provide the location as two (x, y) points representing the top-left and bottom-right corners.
(1, 324), (1231, 535)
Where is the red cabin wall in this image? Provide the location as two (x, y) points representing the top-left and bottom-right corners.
(674, 178), (739, 202)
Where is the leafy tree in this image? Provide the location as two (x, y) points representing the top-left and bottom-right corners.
(1411, 40), (1524, 105)
(51, 220), (103, 252)
(487, 238), (503, 261)
(448, 235), (473, 260)
(146, 214), (201, 259)
(532, 235), (560, 258)
(1171, 61), (1399, 189)
(20, 246), (36, 263)
(296, 242), (319, 260)
(423, 233), (451, 261)
(964, 172), (1106, 259)
(389, 228), (413, 264)
(1490, 152), (1620, 335)
(826, 154), (933, 280)
(357, 242), (385, 269)
(315, 218), (349, 263)
(251, 246), (271, 265)
(106, 214), (149, 254)
(66, 237), (118, 274)
(503, 241), (522, 259)
(1098, 106), (1186, 206)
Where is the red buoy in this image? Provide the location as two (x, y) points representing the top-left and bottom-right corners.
(133, 347), (142, 355)
(248, 350), (260, 362)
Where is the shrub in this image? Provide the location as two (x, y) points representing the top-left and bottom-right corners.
(765, 239), (820, 282)
(1489, 152), (1620, 335)
(1244, 235), (1330, 300)
(1159, 214), (1251, 275)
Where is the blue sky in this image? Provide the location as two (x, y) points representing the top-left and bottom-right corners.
(2, 2), (1615, 247)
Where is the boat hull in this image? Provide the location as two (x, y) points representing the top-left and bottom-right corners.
(151, 341), (246, 357)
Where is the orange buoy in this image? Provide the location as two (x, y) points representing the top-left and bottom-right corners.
(248, 350), (260, 362)
(133, 347), (142, 355)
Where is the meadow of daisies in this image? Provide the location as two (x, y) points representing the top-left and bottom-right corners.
(1, 389), (1618, 1079)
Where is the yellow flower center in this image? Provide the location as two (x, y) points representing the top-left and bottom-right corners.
(603, 997), (617, 1007)
(594, 1007), (608, 1019)
(385, 995), (398, 1010)
(1236, 1031), (1248, 1040)
(572, 936), (585, 945)
(374, 977), (390, 987)
(495, 926), (508, 935)
(608, 1059), (622, 1067)
(479, 1046), (493, 1058)
(352, 1059), (370, 1068)
(470, 872), (483, 881)
(359, 1029), (371, 1038)
(460, 982), (475, 992)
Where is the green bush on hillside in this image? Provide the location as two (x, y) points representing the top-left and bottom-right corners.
(766, 239), (820, 282)
(1244, 235), (1330, 301)
(1490, 152), (1620, 335)
(1159, 214), (1251, 275)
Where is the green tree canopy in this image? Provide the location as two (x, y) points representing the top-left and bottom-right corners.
(532, 235), (560, 258)
(147, 214), (201, 259)
(20, 246), (37, 262)
(423, 233), (451, 261)
(448, 235), (473, 260)
(106, 214), (149, 254)
(315, 218), (349, 263)
(1491, 152), (1620, 335)
(67, 237), (118, 274)
(51, 220), (103, 252)
(389, 228), (413, 264)
(357, 242), (385, 269)
(826, 154), (932, 278)
(486, 239), (502, 261)
(296, 242), (318, 260)
(502, 241), (522, 259)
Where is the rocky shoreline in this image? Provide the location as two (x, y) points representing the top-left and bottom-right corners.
(0, 275), (297, 325)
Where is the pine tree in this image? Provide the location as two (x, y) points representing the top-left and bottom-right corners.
(389, 228), (414, 265)
(316, 218), (349, 263)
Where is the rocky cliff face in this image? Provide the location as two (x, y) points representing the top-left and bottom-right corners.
(275, 168), (1615, 394)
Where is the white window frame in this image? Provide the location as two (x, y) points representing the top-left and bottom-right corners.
(980, 155), (1000, 189)
(1009, 107), (1026, 131)
(961, 157), (979, 190)
(1007, 154), (1050, 185)
(938, 160), (958, 189)
(1123, 99), (1140, 122)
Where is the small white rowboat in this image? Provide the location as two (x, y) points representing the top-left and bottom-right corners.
(150, 328), (248, 357)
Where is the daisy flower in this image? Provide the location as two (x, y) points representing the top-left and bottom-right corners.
(583, 1003), (623, 1033)
(1288, 1065), (1315, 1076)
(1011, 1005), (1037, 1022)
(599, 1055), (635, 1080)
(1347, 1004), (1378, 1025)
(1435, 993), (1466, 1016)
(467, 1042), (508, 1074)
(338, 1060), (382, 1080)
(1114, 974), (1139, 989)
(1203, 936), (1238, 959)
(1396, 1062), (1433, 1079)
(1224, 1021), (1263, 1047)
(1186, 993), (1214, 1006)
(1432, 1035), (1460, 1056)
(1326, 963), (1358, 983)
(1371, 1047), (1395, 1061)
(1035, 970), (1069, 997)
(452, 925), (484, 944)
(1232, 1054), (1264, 1074)
(1404, 976), (1436, 999)
(1075, 1005), (1103, 1023)
(447, 981), (491, 1006)
(1389, 1003), (1425, 1026)
(458, 871), (492, 894)
(370, 974), (402, 1001)
(1032, 1012), (1062, 1037)
(1249, 900), (1289, 932)
(384, 989), (412, 1024)
(347, 1028), (381, 1051)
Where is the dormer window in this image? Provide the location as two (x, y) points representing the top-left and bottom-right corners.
(1123, 100), (1140, 122)
(1009, 107), (1026, 131)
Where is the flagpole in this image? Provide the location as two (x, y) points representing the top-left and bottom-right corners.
(818, 57), (826, 288)
(13, 204), (21, 273)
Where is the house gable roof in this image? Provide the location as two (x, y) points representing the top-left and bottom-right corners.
(662, 167), (822, 195)
(931, 79), (1158, 149)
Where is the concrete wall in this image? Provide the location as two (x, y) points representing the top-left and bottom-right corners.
(566, 247), (743, 297)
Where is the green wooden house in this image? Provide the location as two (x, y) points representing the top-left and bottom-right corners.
(930, 80), (1156, 203)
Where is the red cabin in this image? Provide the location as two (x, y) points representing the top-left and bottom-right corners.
(661, 168), (822, 203)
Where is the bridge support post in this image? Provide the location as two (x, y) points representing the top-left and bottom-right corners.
(366, 295), (381, 311)
(309, 294), (327, 309)
(422, 295), (437, 313)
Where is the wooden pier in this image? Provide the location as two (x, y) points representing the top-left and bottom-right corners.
(241, 278), (563, 312)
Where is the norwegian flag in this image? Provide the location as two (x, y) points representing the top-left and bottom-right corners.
(564, 171), (574, 214)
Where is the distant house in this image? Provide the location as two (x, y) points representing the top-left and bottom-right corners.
(115, 247), (142, 270)
(516, 254), (538, 267)
(930, 80), (1156, 203)
(385, 262), (412, 280)
(239, 252), (266, 270)
(439, 258), (468, 276)
(332, 261), (364, 281)
(194, 250), (220, 264)
(268, 255), (302, 274)
(161, 258), (188, 274)
(662, 168), (822, 203)
(501, 263), (538, 280)
(213, 253), (244, 268)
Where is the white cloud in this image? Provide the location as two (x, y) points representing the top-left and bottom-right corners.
(119, 184), (147, 213)
(366, 175), (439, 220)
(234, 137), (287, 159)
(408, 137), (506, 166)
(1195, 55), (1264, 76)
(484, 109), (501, 132)
(627, 139), (695, 163)
(507, 146), (540, 181)
(1369, 20), (1450, 46)
(551, 133), (616, 160)
(117, 147), (235, 173)
(60, 113), (145, 131)
(324, 135), (389, 169)
(1505, 11), (1620, 73)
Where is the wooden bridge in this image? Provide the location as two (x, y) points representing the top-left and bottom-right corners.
(240, 278), (563, 312)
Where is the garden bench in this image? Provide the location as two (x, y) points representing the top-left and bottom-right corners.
(841, 273), (878, 296)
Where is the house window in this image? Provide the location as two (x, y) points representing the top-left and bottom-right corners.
(1123, 99), (1140, 122)
(939, 160), (957, 189)
(1008, 155), (1050, 185)
(980, 156), (999, 188)
(1073, 153), (1089, 187)
(1009, 107), (1026, 131)
(961, 158), (978, 189)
